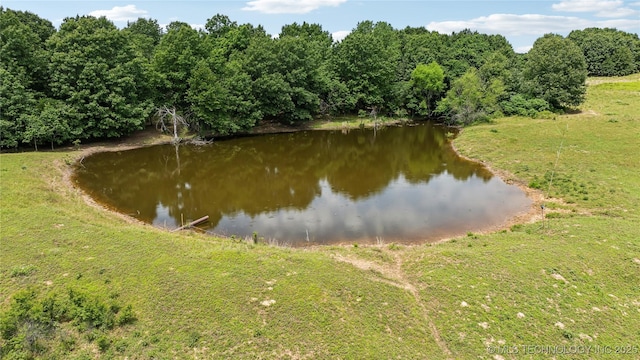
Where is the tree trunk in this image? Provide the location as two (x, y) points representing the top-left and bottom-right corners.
(173, 116), (178, 142)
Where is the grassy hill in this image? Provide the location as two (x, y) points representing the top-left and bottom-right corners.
(1, 74), (638, 359)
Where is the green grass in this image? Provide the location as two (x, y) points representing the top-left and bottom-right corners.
(1, 74), (639, 359)
(0, 154), (441, 358)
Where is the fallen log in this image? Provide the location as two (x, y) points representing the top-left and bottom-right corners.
(172, 215), (209, 232)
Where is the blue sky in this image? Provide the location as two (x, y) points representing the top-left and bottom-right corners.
(4, 0), (640, 52)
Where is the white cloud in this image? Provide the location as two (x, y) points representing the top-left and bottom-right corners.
(552, 0), (623, 12)
(190, 24), (206, 32)
(552, 0), (637, 17)
(332, 30), (350, 42)
(515, 45), (533, 53)
(89, 5), (148, 22)
(596, 7), (638, 16)
(426, 13), (640, 36)
(159, 23), (206, 32)
(242, 0), (347, 14)
(593, 17), (640, 28)
(428, 14), (580, 36)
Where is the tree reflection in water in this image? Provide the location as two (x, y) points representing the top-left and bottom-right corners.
(74, 123), (529, 245)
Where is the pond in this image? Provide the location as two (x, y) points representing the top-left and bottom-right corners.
(73, 123), (530, 246)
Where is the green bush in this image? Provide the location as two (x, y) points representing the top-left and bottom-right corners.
(96, 335), (111, 352)
(528, 175), (544, 190)
(500, 94), (550, 117)
(116, 305), (136, 326)
(0, 288), (135, 358)
(10, 264), (37, 277)
(534, 110), (556, 119)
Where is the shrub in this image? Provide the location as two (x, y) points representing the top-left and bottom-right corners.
(96, 335), (111, 352)
(116, 305), (136, 326)
(10, 264), (37, 277)
(528, 176), (543, 189)
(0, 288), (135, 358)
(500, 94), (550, 117)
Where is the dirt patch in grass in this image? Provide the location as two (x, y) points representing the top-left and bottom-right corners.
(582, 109), (599, 116)
(332, 249), (453, 357)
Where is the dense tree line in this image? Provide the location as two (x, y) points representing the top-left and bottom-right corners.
(1, 7), (639, 149)
(568, 28), (640, 77)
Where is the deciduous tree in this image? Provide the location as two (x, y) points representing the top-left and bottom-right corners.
(152, 22), (206, 109)
(332, 21), (401, 113)
(523, 34), (587, 109)
(436, 68), (504, 125)
(0, 67), (34, 148)
(410, 62), (445, 116)
(188, 56), (260, 134)
(47, 16), (152, 139)
(568, 28), (639, 76)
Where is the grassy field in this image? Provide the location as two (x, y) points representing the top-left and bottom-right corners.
(1, 74), (639, 359)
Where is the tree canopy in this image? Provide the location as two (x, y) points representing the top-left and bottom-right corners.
(524, 34), (587, 108)
(568, 28), (640, 76)
(2, 6), (638, 150)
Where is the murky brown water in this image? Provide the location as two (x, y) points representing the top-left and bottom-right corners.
(73, 123), (530, 246)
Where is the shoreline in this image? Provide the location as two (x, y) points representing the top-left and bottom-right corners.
(63, 120), (543, 247)
(448, 136), (545, 238)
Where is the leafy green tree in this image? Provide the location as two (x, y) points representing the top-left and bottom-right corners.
(122, 20), (162, 115)
(397, 28), (446, 81)
(323, 78), (352, 115)
(0, 8), (54, 94)
(47, 16), (153, 139)
(188, 56), (260, 135)
(274, 27), (332, 122)
(241, 23), (333, 124)
(280, 22), (335, 117)
(479, 52), (513, 90)
(203, 16), (266, 60)
(2, 7), (55, 43)
(124, 18), (162, 59)
(205, 13), (238, 38)
(523, 33), (587, 108)
(332, 21), (401, 113)
(436, 68), (504, 125)
(226, 24), (267, 58)
(187, 17), (269, 132)
(444, 29), (514, 79)
(0, 66), (34, 148)
(568, 28), (639, 76)
(0, 8), (54, 148)
(22, 99), (73, 150)
(152, 22), (206, 109)
(410, 62), (444, 116)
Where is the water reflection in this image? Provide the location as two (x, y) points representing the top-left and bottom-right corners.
(74, 123), (530, 245)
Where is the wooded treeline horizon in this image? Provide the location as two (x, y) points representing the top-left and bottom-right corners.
(2, 7), (639, 150)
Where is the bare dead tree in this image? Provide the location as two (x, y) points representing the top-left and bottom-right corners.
(369, 106), (378, 120)
(155, 106), (189, 144)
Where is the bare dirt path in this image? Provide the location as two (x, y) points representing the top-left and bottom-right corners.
(332, 249), (454, 358)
